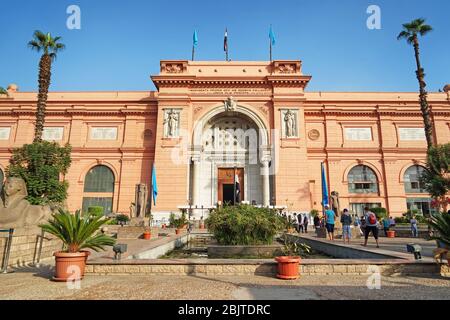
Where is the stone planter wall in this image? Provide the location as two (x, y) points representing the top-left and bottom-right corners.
(207, 244), (283, 258)
(0, 226), (61, 268)
(85, 259), (447, 276)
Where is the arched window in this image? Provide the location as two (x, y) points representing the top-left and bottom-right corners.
(404, 165), (426, 193)
(348, 165), (379, 194)
(82, 165), (115, 214)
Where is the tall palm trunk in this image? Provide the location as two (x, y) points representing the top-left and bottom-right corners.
(412, 37), (434, 149)
(34, 53), (52, 142)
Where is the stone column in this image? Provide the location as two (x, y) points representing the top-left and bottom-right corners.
(192, 157), (201, 207)
(261, 160), (270, 206)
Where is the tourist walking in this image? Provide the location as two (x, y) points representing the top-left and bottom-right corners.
(340, 208), (352, 244)
(362, 207), (380, 248)
(297, 213), (304, 233)
(303, 214), (309, 233)
(382, 216), (390, 236)
(324, 205), (336, 241)
(389, 216), (396, 228)
(410, 215), (418, 238)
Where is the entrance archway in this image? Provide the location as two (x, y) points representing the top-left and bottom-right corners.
(190, 105), (271, 213)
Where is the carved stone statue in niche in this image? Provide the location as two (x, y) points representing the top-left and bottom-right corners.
(0, 177), (52, 229)
(135, 184), (148, 218)
(330, 191), (341, 217)
(129, 202), (136, 218)
(164, 110), (179, 137)
(224, 96), (237, 112)
(284, 110), (296, 137)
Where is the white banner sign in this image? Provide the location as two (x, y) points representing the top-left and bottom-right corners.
(345, 128), (372, 141)
(91, 127), (118, 140)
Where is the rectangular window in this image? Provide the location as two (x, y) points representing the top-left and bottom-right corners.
(82, 197), (113, 215)
(344, 128), (372, 141)
(90, 127), (118, 140)
(349, 182), (378, 194)
(42, 127), (64, 141)
(0, 127), (11, 140)
(406, 198), (437, 216)
(399, 128), (426, 141)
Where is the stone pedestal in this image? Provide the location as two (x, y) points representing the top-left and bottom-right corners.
(129, 217), (150, 227)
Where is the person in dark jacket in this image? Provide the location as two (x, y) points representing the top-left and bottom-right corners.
(303, 214), (309, 233)
(313, 215), (320, 229)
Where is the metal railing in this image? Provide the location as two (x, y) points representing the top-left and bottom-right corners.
(0, 228), (14, 274)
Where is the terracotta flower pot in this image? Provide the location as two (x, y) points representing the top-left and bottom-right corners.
(275, 256), (301, 280)
(175, 228), (181, 235)
(387, 230), (396, 238)
(143, 232), (151, 240)
(53, 251), (90, 282)
(162, 224), (166, 229)
(200, 223), (205, 229)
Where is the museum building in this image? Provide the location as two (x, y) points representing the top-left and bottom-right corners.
(0, 60), (449, 219)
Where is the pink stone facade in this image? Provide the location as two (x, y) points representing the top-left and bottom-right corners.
(0, 60), (449, 218)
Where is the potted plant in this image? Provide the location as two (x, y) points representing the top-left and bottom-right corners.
(386, 230), (396, 238)
(143, 227), (151, 240)
(285, 217), (296, 234)
(427, 212), (450, 266)
(169, 212), (187, 235)
(40, 209), (116, 281)
(275, 235), (311, 280)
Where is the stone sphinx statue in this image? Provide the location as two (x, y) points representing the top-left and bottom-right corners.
(0, 177), (52, 229)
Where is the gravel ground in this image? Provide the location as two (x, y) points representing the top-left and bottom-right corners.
(0, 264), (448, 300)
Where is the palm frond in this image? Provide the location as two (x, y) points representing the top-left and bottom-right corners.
(40, 208), (115, 253)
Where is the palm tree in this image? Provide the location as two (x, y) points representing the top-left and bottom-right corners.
(0, 87), (7, 95)
(397, 18), (434, 149)
(28, 31), (65, 142)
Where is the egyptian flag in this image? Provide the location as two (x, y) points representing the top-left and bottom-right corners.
(234, 173), (240, 203)
(224, 28), (228, 53)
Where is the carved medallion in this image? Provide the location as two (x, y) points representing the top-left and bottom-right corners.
(308, 129), (320, 141)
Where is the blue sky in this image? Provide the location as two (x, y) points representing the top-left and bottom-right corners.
(0, 0), (449, 92)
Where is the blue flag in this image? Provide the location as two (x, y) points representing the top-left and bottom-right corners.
(321, 162), (329, 207)
(193, 30), (198, 47)
(152, 164), (158, 206)
(269, 25), (276, 46)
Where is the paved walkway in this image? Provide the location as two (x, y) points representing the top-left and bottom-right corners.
(298, 230), (438, 259)
(0, 266), (448, 300)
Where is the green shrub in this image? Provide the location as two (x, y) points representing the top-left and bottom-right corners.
(371, 207), (388, 219)
(87, 206), (104, 217)
(427, 212), (450, 247)
(6, 141), (72, 205)
(310, 209), (319, 217)
(205, 204), (284, 245)
(116, 214), (130, 223)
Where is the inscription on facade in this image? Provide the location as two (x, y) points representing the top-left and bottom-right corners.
(91, 127), (118, 140)
(43, 127), (64, 141)
(399, 128), (426, 141)
(0, 127), (11, 140)
(344, 128), (372, 141)
(190, 88), (271, 96)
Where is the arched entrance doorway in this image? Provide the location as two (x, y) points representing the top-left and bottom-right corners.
(190, 105), (271, 214)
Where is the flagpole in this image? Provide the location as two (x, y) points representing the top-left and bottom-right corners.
(192, 45), (195, 61)
(269, 40), (272, 61)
